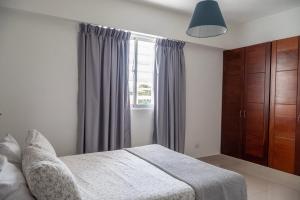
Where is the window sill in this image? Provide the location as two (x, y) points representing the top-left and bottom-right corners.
(131, 106), (154, 111)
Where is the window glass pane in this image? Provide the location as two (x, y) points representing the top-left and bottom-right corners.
(128, 80), (134, 94)
(129, 70), (134, 81)
(129, 39), (135, 71)
(137, 82), (152, 105)
(138, 64), (153, 73)
(136, 40), (155, 106)
(137, 72), (153, 82)
(129, 39), (135, 105)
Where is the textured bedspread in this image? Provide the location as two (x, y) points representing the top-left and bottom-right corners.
(126, 145), (247, 200)
(60, 149), (194, 200)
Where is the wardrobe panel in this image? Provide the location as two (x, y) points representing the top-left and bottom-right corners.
(277, 37), (298, 71)
(270, 138), (295, 173)
(222, 104), (241, 131)
(247, 73), (265, 103)
(222, 131), (242, 157)
(224, 53), (243, 75)
(245, 43), (266, 73)
(243, 43), (271, 165)
(246, 103), (264, 133)
(245, 103), (265, 158)
(245, 134), (264, 158)
(274, 105), (296, 139)
(269, 37), (299, 174)
(223, 75), (242, 104)
(296, 37), (300, 175)
(275, 71), (297, 104)
(221, 49), (244, 158)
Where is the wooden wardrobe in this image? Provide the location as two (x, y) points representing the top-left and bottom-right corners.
(221, 36), (300, 175)
(222, 43), (271, 165)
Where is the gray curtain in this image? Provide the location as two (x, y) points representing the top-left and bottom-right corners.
(77, 24), (131, 153)
(153, 39), (186, 153)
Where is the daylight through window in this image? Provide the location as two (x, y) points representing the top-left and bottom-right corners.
(129, 35), (155, 108)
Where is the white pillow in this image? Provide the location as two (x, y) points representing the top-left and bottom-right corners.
(0, 134), (21, 168)
(25, 129), (56, 156)
(22, 146), (81, 200)
(0, 155), (34, 200)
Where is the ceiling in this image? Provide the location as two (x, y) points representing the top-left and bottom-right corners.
(124, 0), (300, 24)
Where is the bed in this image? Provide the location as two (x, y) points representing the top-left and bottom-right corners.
(61, 144), (247, 200)
(1, 131), (247, 200)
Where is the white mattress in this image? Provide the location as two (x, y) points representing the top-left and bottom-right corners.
(60, 150), (195, 200)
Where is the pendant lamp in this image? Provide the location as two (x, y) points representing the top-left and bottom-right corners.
(187, 0), (227, 38)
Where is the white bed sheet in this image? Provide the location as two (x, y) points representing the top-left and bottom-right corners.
(60, 150), (195, 200)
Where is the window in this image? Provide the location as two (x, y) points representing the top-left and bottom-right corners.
(129, 35), (155, 108)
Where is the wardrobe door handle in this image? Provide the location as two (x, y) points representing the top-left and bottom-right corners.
(297, 115), (300, 122)
(239, 110), (242, 118)
(243, 110), (246, 118)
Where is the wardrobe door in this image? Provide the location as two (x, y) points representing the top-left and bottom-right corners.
(269, 37), (299, 174)
(221, 48), (244, 158)
(243, 43), (271, 165)
(296, 37), (300, 176)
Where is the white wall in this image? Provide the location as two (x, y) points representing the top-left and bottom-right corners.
(184, 43), (223, 158)
(131, 109), (154, 147)
(233, 6), (300, 48)
(0, 8), (223, 157)
(0, 8), (78, 156)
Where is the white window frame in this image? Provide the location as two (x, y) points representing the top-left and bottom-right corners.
(130, 34), (156, 109)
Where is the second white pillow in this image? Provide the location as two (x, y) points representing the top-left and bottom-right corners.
(25, 130), (56, 156)
(0, 134), (21, 168)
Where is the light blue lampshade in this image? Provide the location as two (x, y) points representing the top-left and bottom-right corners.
(187, 0), (227, 38)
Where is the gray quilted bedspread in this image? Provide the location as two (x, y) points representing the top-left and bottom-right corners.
(126, 145), (247, 200)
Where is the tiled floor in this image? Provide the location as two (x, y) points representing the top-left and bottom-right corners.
(199, 155), (300, 200)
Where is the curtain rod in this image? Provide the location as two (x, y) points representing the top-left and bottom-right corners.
(81, 22), (165, 40)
